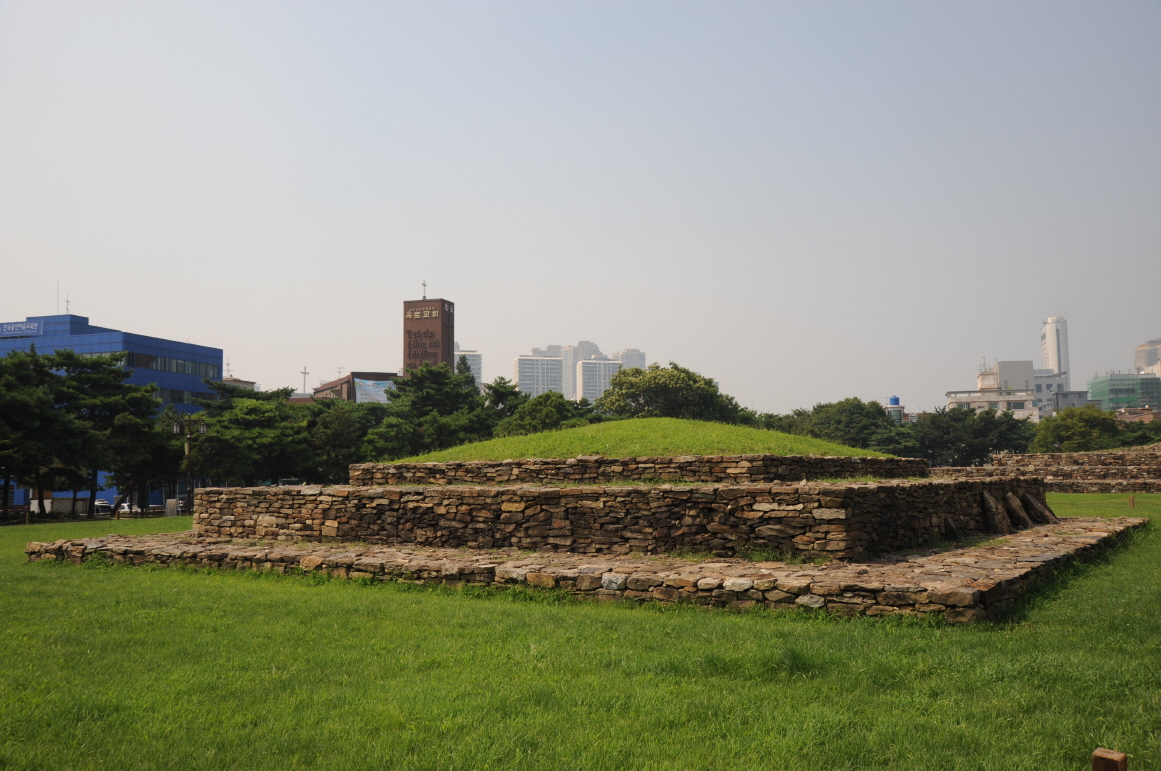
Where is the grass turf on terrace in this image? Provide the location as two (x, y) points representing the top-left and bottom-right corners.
(399, 417), (886, 462)
(0, 494), (1158, 769)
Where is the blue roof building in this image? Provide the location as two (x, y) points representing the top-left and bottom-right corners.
(0, 314), (222, 414)
(1, 315), (224, 510)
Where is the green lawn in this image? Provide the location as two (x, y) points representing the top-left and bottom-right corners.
(1, 495), (1158, 770)
(400, 417), (886, 462)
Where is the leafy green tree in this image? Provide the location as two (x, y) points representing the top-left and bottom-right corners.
(362, 416), (421, 462)
(595, 363), (754, 424)
(195, 399), (314, 486)
(363, 363), (490, 460)
(756, 410), (811, 435)
(495, 392), (599, 437)
(1119, 420), (1161, 448)
(790, 398), (897, 449)
(52, 350), (168, 514)
(865, 425), (920, 457)
(306, 400), (389, 483)
(912, 407), (1035, 467)
(1030, 406), (1122, 453)
(103, 407), (183, 514)
(482, 376), (527, 420)
(192, 380), (295, 417)
(0, 347), (93, 518)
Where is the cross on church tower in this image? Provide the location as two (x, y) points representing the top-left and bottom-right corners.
(422, 279), (427, 299)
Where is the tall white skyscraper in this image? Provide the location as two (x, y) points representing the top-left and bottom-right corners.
(1040, 317), (1070, 390)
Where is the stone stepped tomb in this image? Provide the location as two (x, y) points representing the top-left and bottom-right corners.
(29, 451), (1147, 623)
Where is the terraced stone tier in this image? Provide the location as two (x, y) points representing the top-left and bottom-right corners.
(930, 447), (1161, 493)
(26, 517), (1145, 624)
(349, 454), (929, 487)
(192, 477), (1047, 561)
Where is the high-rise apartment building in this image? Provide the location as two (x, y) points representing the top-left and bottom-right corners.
(1135, 339), (1161, 372)
(454, 342), (483, 387)
(576, 359), (622, 402)
(527, 341), (605, 399)
(521, 341), (644, 400)
(612, 348), (647, 370)
(513, 356), (563, 397)
(1040, 317), (1070, 390)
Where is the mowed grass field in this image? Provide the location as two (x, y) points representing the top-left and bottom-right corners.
(401, 417), (887, 462)
(1, 494), (1158, 770)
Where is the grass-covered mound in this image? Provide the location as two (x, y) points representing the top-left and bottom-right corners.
(400, 417), (886, 462)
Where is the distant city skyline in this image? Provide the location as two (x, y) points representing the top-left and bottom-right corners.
(2, 3), (1158, 413)
(516, 341), (645, 401)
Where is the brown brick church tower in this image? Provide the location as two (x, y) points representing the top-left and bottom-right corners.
(402, 285), (454, 372)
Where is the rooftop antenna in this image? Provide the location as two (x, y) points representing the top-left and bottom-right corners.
(65, 295), (70, 314)
(300, 366), (309, 395)
(56, 282), (60, 314)
(337, 366), (346, 377)
(225, 359), (233, 378)
(422, 279), (427, 300)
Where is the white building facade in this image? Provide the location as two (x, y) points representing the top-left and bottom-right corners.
(524, 341), (644, 400)
(513, 356), (563, 397)
(612, 348), (647, 370)
(576, 359), (622, 402)
(946, 360), (1039, 421)
(454, 343), (483, 388)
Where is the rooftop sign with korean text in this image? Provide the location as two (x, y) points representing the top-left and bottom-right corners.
(0, 320), (43, 338)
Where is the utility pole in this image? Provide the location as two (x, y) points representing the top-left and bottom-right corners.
(172, 416), (207, 513)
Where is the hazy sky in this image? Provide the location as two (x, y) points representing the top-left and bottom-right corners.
(2, 1), (1158, 413)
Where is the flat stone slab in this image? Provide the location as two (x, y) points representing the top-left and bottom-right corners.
(27, 517), (1146, 624)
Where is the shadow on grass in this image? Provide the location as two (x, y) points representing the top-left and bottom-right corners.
(983, 519), (1153, 627)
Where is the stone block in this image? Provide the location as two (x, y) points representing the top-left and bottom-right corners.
(526, 572), (556, 588)
(776, 579), (811, 595)
(927, 588), (980, 607)
(601, 573), (628, 591)
(575, 574), (602, 591)
(627, 574), (662, 591)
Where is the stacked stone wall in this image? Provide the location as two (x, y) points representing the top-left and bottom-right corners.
(193, 477), (1044, 561)
(348, 454), (928, 487)
(929, 447), (1161, 492)
(30, 515), (1144, 624)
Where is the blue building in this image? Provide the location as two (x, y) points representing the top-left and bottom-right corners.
(0, 314), (223, 509)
